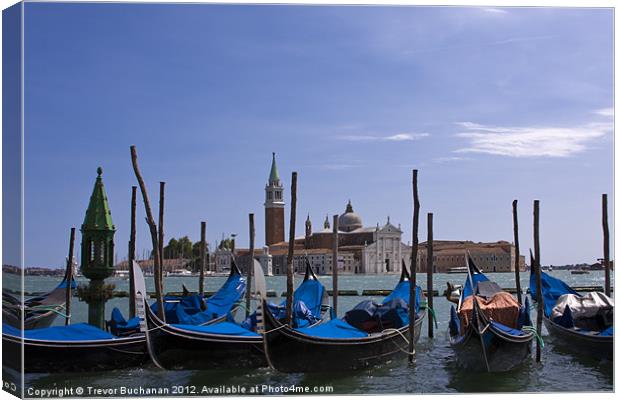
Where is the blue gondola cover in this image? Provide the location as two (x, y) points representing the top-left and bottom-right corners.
(171, 321), (260, 337)
(3, 323), (115, 341)
(296, 318), (368, 339)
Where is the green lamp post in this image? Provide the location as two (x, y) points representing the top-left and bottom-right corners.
(77, 167), (116, 329)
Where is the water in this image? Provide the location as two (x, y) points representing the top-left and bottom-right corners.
(4, 271), (614, 394)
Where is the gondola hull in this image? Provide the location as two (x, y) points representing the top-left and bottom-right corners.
(449, 326), (532, 372)
(543, 316), (613, 358)
(263, 306), (425, 373)
(2, 333), (147, 373)
(3, 309), (61, 330)
(145, 307), (266, 370)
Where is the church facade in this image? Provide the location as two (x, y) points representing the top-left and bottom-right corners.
(263, 154), (410, 275)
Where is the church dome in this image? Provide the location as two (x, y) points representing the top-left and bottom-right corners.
(338, 200), (363, 232)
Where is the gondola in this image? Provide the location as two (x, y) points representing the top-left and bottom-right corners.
(448, 255), (534, 372)
(529, 262), (613, 357)
(2, 266), (76, 330)
(2, 322), (147, 373)
(147, 259), (246, 326)
(262, 262), (425, 372)
(138, 258), (329, 370)
(1, 261), (247, 373)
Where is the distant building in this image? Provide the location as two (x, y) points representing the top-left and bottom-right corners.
(266, 200), (410, 275)
(415, 240), (525, 273)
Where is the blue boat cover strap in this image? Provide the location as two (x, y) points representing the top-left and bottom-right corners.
(296, 318), (368, 339)
(3, 323), (115, 341)
(171, 321), (260, 337)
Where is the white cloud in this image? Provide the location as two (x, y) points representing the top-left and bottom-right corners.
(454, 120), (612, 158)
(593, 108), (614, 118)
(338, 133), (429, 142)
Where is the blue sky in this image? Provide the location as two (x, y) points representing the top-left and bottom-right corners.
(19, 3), (613, 267)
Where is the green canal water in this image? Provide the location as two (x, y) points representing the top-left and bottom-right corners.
(4, 271), (614, 395)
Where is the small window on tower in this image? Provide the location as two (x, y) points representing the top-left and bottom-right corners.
(268, 192), (273, 200)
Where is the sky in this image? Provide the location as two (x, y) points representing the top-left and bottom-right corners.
(14, 3), (613, 268)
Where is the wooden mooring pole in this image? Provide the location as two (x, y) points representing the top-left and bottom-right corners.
(158, 182), (166, 298)
(332, 215), (340, 318)
(602, 194), (611, 297)
(512, 200), (523, 304)
(199, 221), (206, 297)
(533, 200), (543, 363)
(426, 212), (434, 338)
(247, 214), (255, 318)
(65, 227), (76, 326)
(285, 172), (297, 324)
(130, 145), (164, 320)
(409, 169), (420, 363)
(129, 186), (137, 318)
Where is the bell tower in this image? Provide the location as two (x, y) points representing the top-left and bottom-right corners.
(265, 152), (285, 246)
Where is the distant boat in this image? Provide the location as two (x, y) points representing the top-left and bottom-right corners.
(570, 269), (590, 275)
(167, 269), (194, 277)
(447, 266), (469, 274)
(114, 270), (130, 278)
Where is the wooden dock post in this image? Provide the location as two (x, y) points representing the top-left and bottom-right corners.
(533, 200), (543, 363)
(247, 214), (255, 318)
(602, 194), (611, 297)
(285, 172), (297, 324)
(332, 214), (340, 318)
(426, 212), (434, 338)
(129, 186), (137, 318)
(199, 221), (206, 297)
(130, 145), (164, 320)
(426, 213), (435, 338)
(409, 169), (420, 363)
(512, 200), (523, 304)
(65, 227), (76, 326)
(158, 182), (166, 297)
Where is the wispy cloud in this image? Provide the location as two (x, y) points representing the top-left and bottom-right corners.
(593, 108), (613, 118)
(434, 156), (472, 163)
(338, 133), (429, 142)
(454, 119), (612, 158)
(482, 8), (509, 15)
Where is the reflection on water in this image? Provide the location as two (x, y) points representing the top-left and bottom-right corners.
(4, 270), (614, 394)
